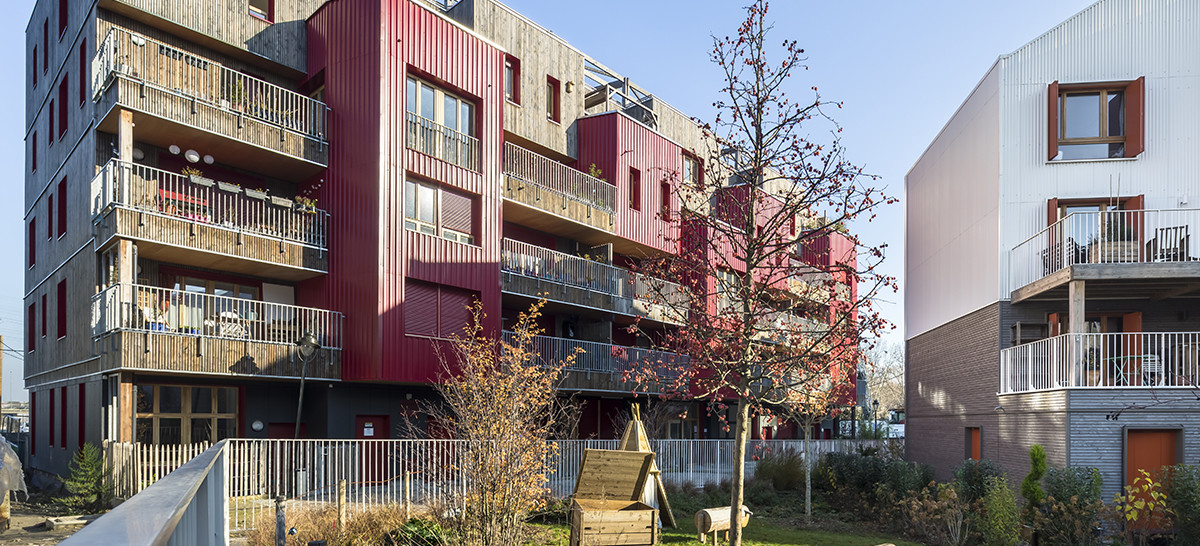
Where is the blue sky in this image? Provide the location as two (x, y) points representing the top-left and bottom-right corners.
(0, 0), (1099, 402)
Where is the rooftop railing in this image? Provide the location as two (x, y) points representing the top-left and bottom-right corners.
(94, 159), (329, 249)
(500, 238), (685, 307)
(1010, 209), (1200, 290)
(92, 283), (343, 350)
(94, 28), (328, 143)
(999, 331), (1200, 394)
(405, 111), (479, 171)
(501, 331), (689, 375)
(502, 142), (616, 212)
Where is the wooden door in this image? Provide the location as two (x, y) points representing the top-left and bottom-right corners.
(1127, 429), (1177, 485)
(967, 427), (981, 461)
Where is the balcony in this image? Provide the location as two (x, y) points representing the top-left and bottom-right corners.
(502, 142), (616, 236)
(502, 331), (687, 391)
(1000, 332), (1200, 394)
(93, 28), (328, 178)
(406, 112), (480, 171)
(92, 284), (342, 380)
(92, 160), (329, 281)
(500, 239), (685, 325)
(1010, 209), (1200, 301)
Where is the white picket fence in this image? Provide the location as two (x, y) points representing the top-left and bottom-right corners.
(105, 438), (900, 533)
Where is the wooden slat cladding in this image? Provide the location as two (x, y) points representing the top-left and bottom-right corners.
(502, 174), (614, 233)
(96, 77), (327, 168)
(96, 207), (327, 280)
(501, 272), (682, 326)
(97, 331), (341, 380)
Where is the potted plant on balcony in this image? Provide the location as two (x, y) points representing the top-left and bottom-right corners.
(181, 166), (214, 188)
(294, 196), (318, 214)
(270, 195), (294, 208)
(244, 187), (269, 201)
(216, 180), (241, 194)
(1084, 347), (1102, 386)
(1096, 216), (1139, 262)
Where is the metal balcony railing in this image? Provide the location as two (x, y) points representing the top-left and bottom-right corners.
(94, 159), (329, 249)
(92, 283), (343, 350)
(405, 112), (479, 171)
(94, 28), (328, 142)
(999, 331), (1200, 393)
(500, 238), (685, 306)
(1010, 209), (1200, 290)
(501, 331), (689, 375)
(502, 142), (616, 212)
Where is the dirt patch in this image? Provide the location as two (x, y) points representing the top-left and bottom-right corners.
(0, 498), (85, 545)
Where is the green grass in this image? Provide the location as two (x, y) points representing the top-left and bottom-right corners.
(530, 517), (922, 546)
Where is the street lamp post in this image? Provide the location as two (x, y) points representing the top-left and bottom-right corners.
(872, 399), (880, 439)
(293, 331), (320, 440)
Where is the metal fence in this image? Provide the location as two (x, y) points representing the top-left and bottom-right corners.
(500, 331), (689, 375)
(92, 283), (344, 349)
(1000, 331), (1200, 393)
(405, 112), (479, 171)
(502, 142), (616, 211)
(94, 28), (328, 141)
(1010, 209), (1200, 290)
(500, 238), (685, 305)
(94, 159), (329, 248)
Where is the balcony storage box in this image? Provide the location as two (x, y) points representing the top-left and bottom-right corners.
(568, 449), (658, 546)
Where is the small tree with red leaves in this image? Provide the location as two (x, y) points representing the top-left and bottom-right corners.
(624, 2), (894, 543)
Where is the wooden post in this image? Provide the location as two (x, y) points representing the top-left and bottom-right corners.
(274, 496), (286, 546)
(337, 480), (346, 529)
(1068, 280), (1086, 333)
(403, 472), (411, 521)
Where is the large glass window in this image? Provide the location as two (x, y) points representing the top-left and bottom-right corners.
(1059, 88), (1125, 160)
(404, 179), (476, 244)
(136, 384), (238, 445)
(405, 76), (476, 169)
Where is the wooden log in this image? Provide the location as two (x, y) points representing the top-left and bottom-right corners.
(695, 506), (750, 544)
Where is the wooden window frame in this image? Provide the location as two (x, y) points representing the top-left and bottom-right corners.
(683, 154), (702, 189)
(1049, 78), (1144, 160)
(546, 76), (560, 123)
(628, 167), (641, 211)
(504, 55), (520, 105)
(135, 384), (240, 445)
(248, 0), (274, 23)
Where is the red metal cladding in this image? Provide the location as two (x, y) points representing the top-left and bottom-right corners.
(575, 112), (680, 255)
(307, 0), (503, 383)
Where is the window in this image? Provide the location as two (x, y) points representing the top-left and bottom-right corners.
(57, 0), (67, 38)
(966, 427), (981, 461)
(42, 19), (48, 73)
(158, 273), (262, 333)
(27, 219), (35, 267)
(48, 99), (55, 145)
(404, 179), (476, 244)
(404, 280), (476, 339)
(628, 167), (641, 211)
(57, 178), (67, 237)
(47, 195), (54, 241)
(715, 269), (739, 313)
(78, 384), (86, 449)
(78, 39), (86, 105)
(136, 385), (238, 444)
(49, 388), (55, 447)
(31, 132), (36, 172)
(504, 55), (521, 104)
(660, 181), (671, 221)
(248, 0), (273, 22)
(58, 77), (68, 138)
(27, 304), (35, 352)
(405, 76), (476, 169)
(41, 295), (47, 338)
(29, 392), (36, 455)
(57, 280), (66, 339)
(59, 386), (66, 448)
(32, 46), (37, 87)
(683, 155), (701, 189)
(546, 76), (560, 122)
(1049, 78), (1144, 160)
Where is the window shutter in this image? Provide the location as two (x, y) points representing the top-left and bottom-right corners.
(404, 281), (439, 336)
(1047, 81), (1059, 161)
(1125, 76), (1145, 157)
(438, 287), (474, 339)
(1046, 198), (1059, 226)
(441, 190), (473, 234)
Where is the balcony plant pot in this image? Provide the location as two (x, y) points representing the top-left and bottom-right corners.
(244, 188), (269, 201)
(216, 181), (241, 193)
(270, 196), (294, 208)
(294, 203), (317, 215)
(188, 174), (215, 188)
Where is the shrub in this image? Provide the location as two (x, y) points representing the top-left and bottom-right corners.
(979, 476), (1019, 546)
(880, 460), (935, 497)
(953, 458), (1004, 505)
(1164, 464), (1200, 544)
(1036, 466), (1104, 546)
(899, 482), (971, 546)
(1020, 444), (1047, 521)
(246, 504), (416, 546)
(1044, 466), (1102, 503)
(1111, 469), (1172, 545)
(57, 443), (113, 514)
(754, 448), (805, 491)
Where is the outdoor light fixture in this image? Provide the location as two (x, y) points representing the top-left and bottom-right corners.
(872, 399), (880, 438)
(168, 144), (181, 155)
(251, 420), (264, 432)
(203, 154), (215, 165)
(293, 331), (321, 440)
(184, 149), (201, 163)
(132, 147), (145, 161)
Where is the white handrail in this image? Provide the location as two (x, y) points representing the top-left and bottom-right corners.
(92, 283), (343, 349)
(94, 28), (328, 141)
(1000, 331), (1200, 393)
(499, 238), (685, 305)
(502, 142), (616, 212)
(405, 111), (480, 171)
(500, 331), (688, 374)
(94, 159), (329, 249)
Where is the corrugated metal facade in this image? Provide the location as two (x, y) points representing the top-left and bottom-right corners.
(306, 0), (503, 383)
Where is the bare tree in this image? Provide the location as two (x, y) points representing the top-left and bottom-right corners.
(625, 2), (894, 544)
(864, 339), (905, 412)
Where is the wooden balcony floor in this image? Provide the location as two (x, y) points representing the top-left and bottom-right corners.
(1011, 262), (1200, 302)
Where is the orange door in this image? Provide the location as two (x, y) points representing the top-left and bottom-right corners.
(969, 428), (981, 461)
(1127, 429), (1177, 485)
